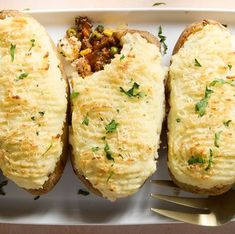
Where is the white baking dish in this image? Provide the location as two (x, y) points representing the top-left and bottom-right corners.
(0, 8), (235, 225)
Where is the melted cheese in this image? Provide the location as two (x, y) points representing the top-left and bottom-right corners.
(0, 15), (67, 189)
(168, 24), (235, 190)
(70, 33), (166, 200)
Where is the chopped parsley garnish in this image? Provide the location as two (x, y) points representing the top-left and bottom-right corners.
(31, 116), (36, 121)
(120, 54), (125, 61)
(36, 131), (39, 136)
(209, 78), (235, 87)
(0, 180), (8, 196)
(82, 115), (89, 126)
(188, 156), (205, 165)
(205, 149), (213, 171)
(195, 86), (213, 117)
(223, 120), (232, 127)
(214, 131), (222, 148)
(104, 143), (114, 161)
(91, 146), (99, 152)
(120, 82), (145, 98)
(39, 111), (45, 116)
(42, 143), (53, 156)
(152, 2), (166, 6)
(10, 43), (16, 62)
(194, 58), (202, 67)
(105, 120), (119, 133)
(228, 64), (232, 70)
(107, 171), (114, 182)
(101, 136), (106, 141)
(29, 39), (35, 51)
(78, 189), (90, 196)
(176, 118), (181, 123)
(158, 26), (167, 55)
(70, 91), (79, 99)
(34, 195), (40, 200)
(16, 72), (28, 81)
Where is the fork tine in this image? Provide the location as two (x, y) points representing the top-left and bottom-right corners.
(151, 193), (208, 210)
(151, 208), (218, 226)
(151, 180), (179, 188)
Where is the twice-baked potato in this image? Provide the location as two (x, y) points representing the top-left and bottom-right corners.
(61, 18), (167, 200)
(0, 10), (68, 195)
(168, 20), (235, 195)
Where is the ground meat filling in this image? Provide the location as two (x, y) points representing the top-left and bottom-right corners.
(58, 16), (122, 77)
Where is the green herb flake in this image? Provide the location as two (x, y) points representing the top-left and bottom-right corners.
(29, 39), (35, 51)
(0, 180), (8, 196)
(152, 2), (166, 6)
(176, 118), (181, 123)
(188, 156), (205, 165)
(195, 86), (213, 117)
(214, 131), (222, 148)
(228, 64), (232, 70)
(194, 58), (202, 67)
(120, 54), (125, 61)
(36, 131), (39, 136)
(39, 111), (45, 116)
(158, 26), (168, 55)
(104, 143), (114, 161)
(42, 143), (53, 157)
(31, 116), (36, 121)
(209, 78), (235, 87)
(107, 171), (114, 182)
(10, 43), (16, 62)
(78, 189), (90, 196)
(205, 149), (213, 171)
(70, 91), (79, 99)
(101, 136), (106, 141)
(91, 146), (99, 152)
(82, 115), (89, 126)
(120, 82), (145, 98)
(105, 120), (119, 133)
(34, 195), (40, 200)
(16, 72), (28, 81)
(223, 120), (232, 127)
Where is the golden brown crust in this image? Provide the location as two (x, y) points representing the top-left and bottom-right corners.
(0, 10), (68, 195)
(168, 19), (232, 195)
(70, 29), (161, 198)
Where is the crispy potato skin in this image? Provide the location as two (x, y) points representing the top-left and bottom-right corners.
(0, 10), (69, 195)
(70, 29), (161, 198)
(168, 19), (233, 195)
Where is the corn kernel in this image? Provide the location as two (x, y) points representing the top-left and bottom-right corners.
(80, 48), (92, 56)
(103, 29), (115, 37)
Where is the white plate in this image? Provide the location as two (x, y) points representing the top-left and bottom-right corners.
(1, 8), (235, 226)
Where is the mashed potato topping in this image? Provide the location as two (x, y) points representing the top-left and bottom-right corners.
(0, 14), (67, 189)
(70, 33), (167, 200)
(168, 23), (235, 191)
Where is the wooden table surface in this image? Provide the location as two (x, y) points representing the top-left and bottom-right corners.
(1, 1), (235, 233)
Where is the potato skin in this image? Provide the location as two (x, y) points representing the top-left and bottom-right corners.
(168, 19), (233, 195)
(70, 29), (161, 199)
(0, 10), (69, 195)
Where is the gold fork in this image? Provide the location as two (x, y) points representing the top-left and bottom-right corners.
(150, 180), (235, 226)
